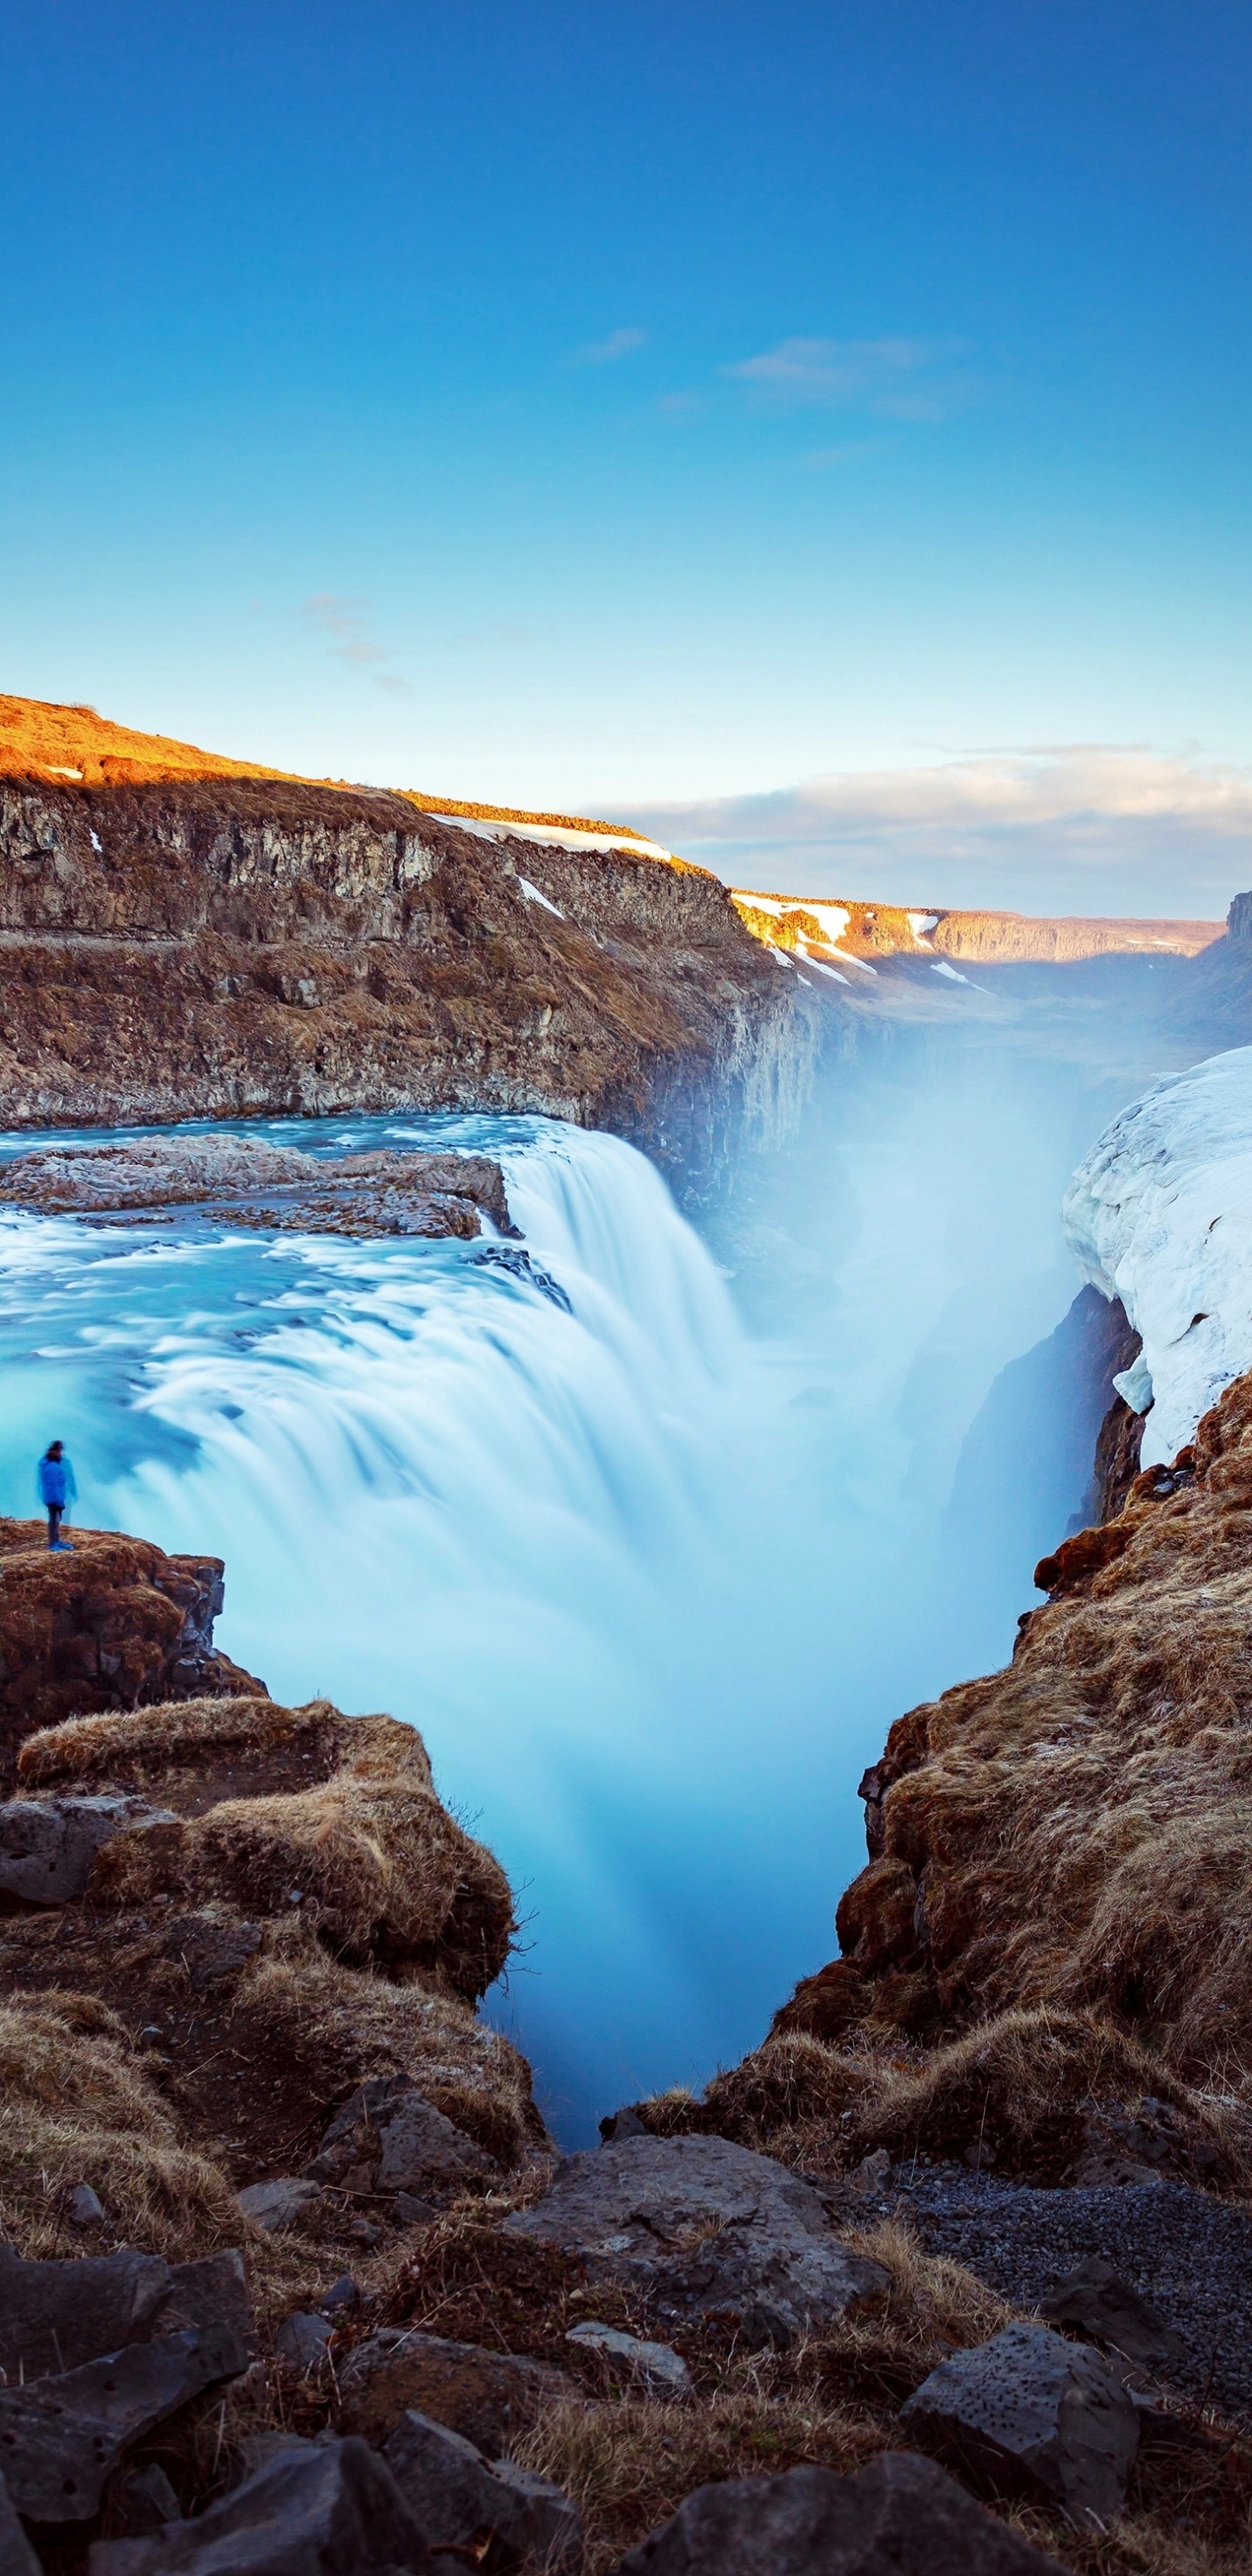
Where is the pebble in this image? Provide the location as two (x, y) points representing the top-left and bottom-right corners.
(896, 2166), (1252, 2421)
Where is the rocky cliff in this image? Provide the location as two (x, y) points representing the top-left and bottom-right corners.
(732, 890), (1222, 969)
(0, 699), (818, 1204)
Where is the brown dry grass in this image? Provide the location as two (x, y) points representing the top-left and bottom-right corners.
(22, 1693), (513, 2001)
(235, 1918), (539, 2167)
(17, 1691), (431, 1796)
(766, 1368), (1252, 2102)
(0, 1992), (240, 2260)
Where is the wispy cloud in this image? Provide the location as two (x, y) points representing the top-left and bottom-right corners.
(725, 334), (974, 421)
(570, 326), (647, 367)
(625, 749), (1252, 918)
(301, 593), (408, 693)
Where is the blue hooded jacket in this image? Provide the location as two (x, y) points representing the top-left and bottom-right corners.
(37, 1453), (77, 1510)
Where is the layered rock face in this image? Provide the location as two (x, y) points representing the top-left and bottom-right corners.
(732, 890), (1221, 969)
(0, 761), (812, 1200)
(0, 1520), (266, 1784)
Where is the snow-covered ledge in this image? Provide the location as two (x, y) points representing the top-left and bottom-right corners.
(1063, 1047), (1252, 1467)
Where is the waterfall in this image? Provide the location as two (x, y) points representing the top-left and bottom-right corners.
(0, 1118), (863, 2135)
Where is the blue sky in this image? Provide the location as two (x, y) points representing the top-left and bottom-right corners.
(3, 1), (1250, 911)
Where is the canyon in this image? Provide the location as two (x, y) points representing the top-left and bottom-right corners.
(5, 693), (1252, 2572)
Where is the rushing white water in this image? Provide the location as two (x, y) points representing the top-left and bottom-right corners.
(0, 1071), (1109, 2140)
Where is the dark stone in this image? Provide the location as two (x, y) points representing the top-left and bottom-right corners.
(0, 1796), (174, 1908)
(0, 2245), (171, 2380)
(86, 2436), (435, 2573)
(599, 2107), (647, 2142)
(613, 2451), (1067, 2573)
(303, 2077), (496, 2192)
(1038, 2256), (1186, 2368)
(0, 2471), (41, 2576)
(0, 2323), (249, 2522)
(275, 2314), (335, 2372)
(237, 2176), (325, 2232)
(899, 2322), (1140, 2525)
(155, 2250), (259, 2359)
(382, 2411), (581, 2570)
(506, 2134), (888, 2347)
(338, 2331), (572, 2457)
(104, 2462), (183, 2536)
(318, 2275), (360, 2315)
(0, 2244), (257, 2384)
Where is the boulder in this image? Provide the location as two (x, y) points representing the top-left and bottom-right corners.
(0, 2323), (249, 2522)
(565, 2321), (691, 2394)
(337, 2330), (572, 2455)
(0, 2471), (42, 2576)
(69, 2183), (107, 2228)
(0, 2245), (254, 2381)
(614, 2450), (1067, 2573)
(506, 2134), (888, 2346)
(899, 2322), (1141, 2525)
(238, 2176), (326, 2233)
(382, 2411), (581, 2570)
(86, 2435), (435, 2573)
(303, 2077), (496, 2194)
(0, 1794), (174, 1905)
(1037, 2256), (1186, 2369)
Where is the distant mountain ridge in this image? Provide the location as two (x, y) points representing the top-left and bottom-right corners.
(731, 887), (1222, 968)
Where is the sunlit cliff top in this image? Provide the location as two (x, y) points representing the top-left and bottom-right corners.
(0, 692), (656, 846)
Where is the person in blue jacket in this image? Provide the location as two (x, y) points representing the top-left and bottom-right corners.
(37, 1440), (77, 1551)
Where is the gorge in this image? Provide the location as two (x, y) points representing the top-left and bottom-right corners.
(4, 698), (1252, 2573)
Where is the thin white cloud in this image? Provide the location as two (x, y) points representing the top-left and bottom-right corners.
(626, 749), (1252, 919)
(301, 593), (407, 694)
(571, 326), (647, 366)
(725, 334), (974, 421)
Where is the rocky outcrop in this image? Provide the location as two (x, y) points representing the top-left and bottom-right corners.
(0, 745), (816, 1202)
(732, 891), (1221, 968)
(0, 1521), (266, 1785)
(0, 1133), (518, 1239)
(766, 1365), (1252, 2088)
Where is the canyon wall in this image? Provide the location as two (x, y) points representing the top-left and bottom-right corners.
(0, 768), (818, 1202)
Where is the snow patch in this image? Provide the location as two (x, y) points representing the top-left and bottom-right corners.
(432, 814), (673, 860)
(930, 960), (969, 984)
(908, 912), (939, 944)
(1063, 1046), (1252, 1464)
(517, 877), (565, 919)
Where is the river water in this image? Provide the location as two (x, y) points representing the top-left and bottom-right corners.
(0, 1067), (1107, 2139)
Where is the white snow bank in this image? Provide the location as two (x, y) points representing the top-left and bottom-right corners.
(1063, 1046), (1252, 1465)
(431, 814), (674, 860)
(930, 960), (969, 985)
(908, 912), (939, 943)
(517, 877), (565, 919)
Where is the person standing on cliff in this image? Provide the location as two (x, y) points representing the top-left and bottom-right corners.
(37, 1440), (77, 1552)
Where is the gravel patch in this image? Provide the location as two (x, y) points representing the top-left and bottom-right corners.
(894, 2165), (1252, 2420)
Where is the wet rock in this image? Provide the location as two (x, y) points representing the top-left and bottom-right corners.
(87, 2434), (434, 2573)
(303, 2076), (497, 2194)
(614, 2450), (1067, 2573)
(565, 2322), (691, 2393)
(382, 2411), (581, 2571)
(0, 2471), (42, 2576)
(1, 2323), (248, 2522)
(238, 2175), (326, 2232)
(1038, 2256), (1186, 2369)
(507, 2134), (888, 2347)
(69, 2182), (106, 2229)
(899, 2321), (1141, 2525)
(0, 1794), (175, 1906)
(338, 2330), (572, 2455)
(275, 2312), (336, 2372)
